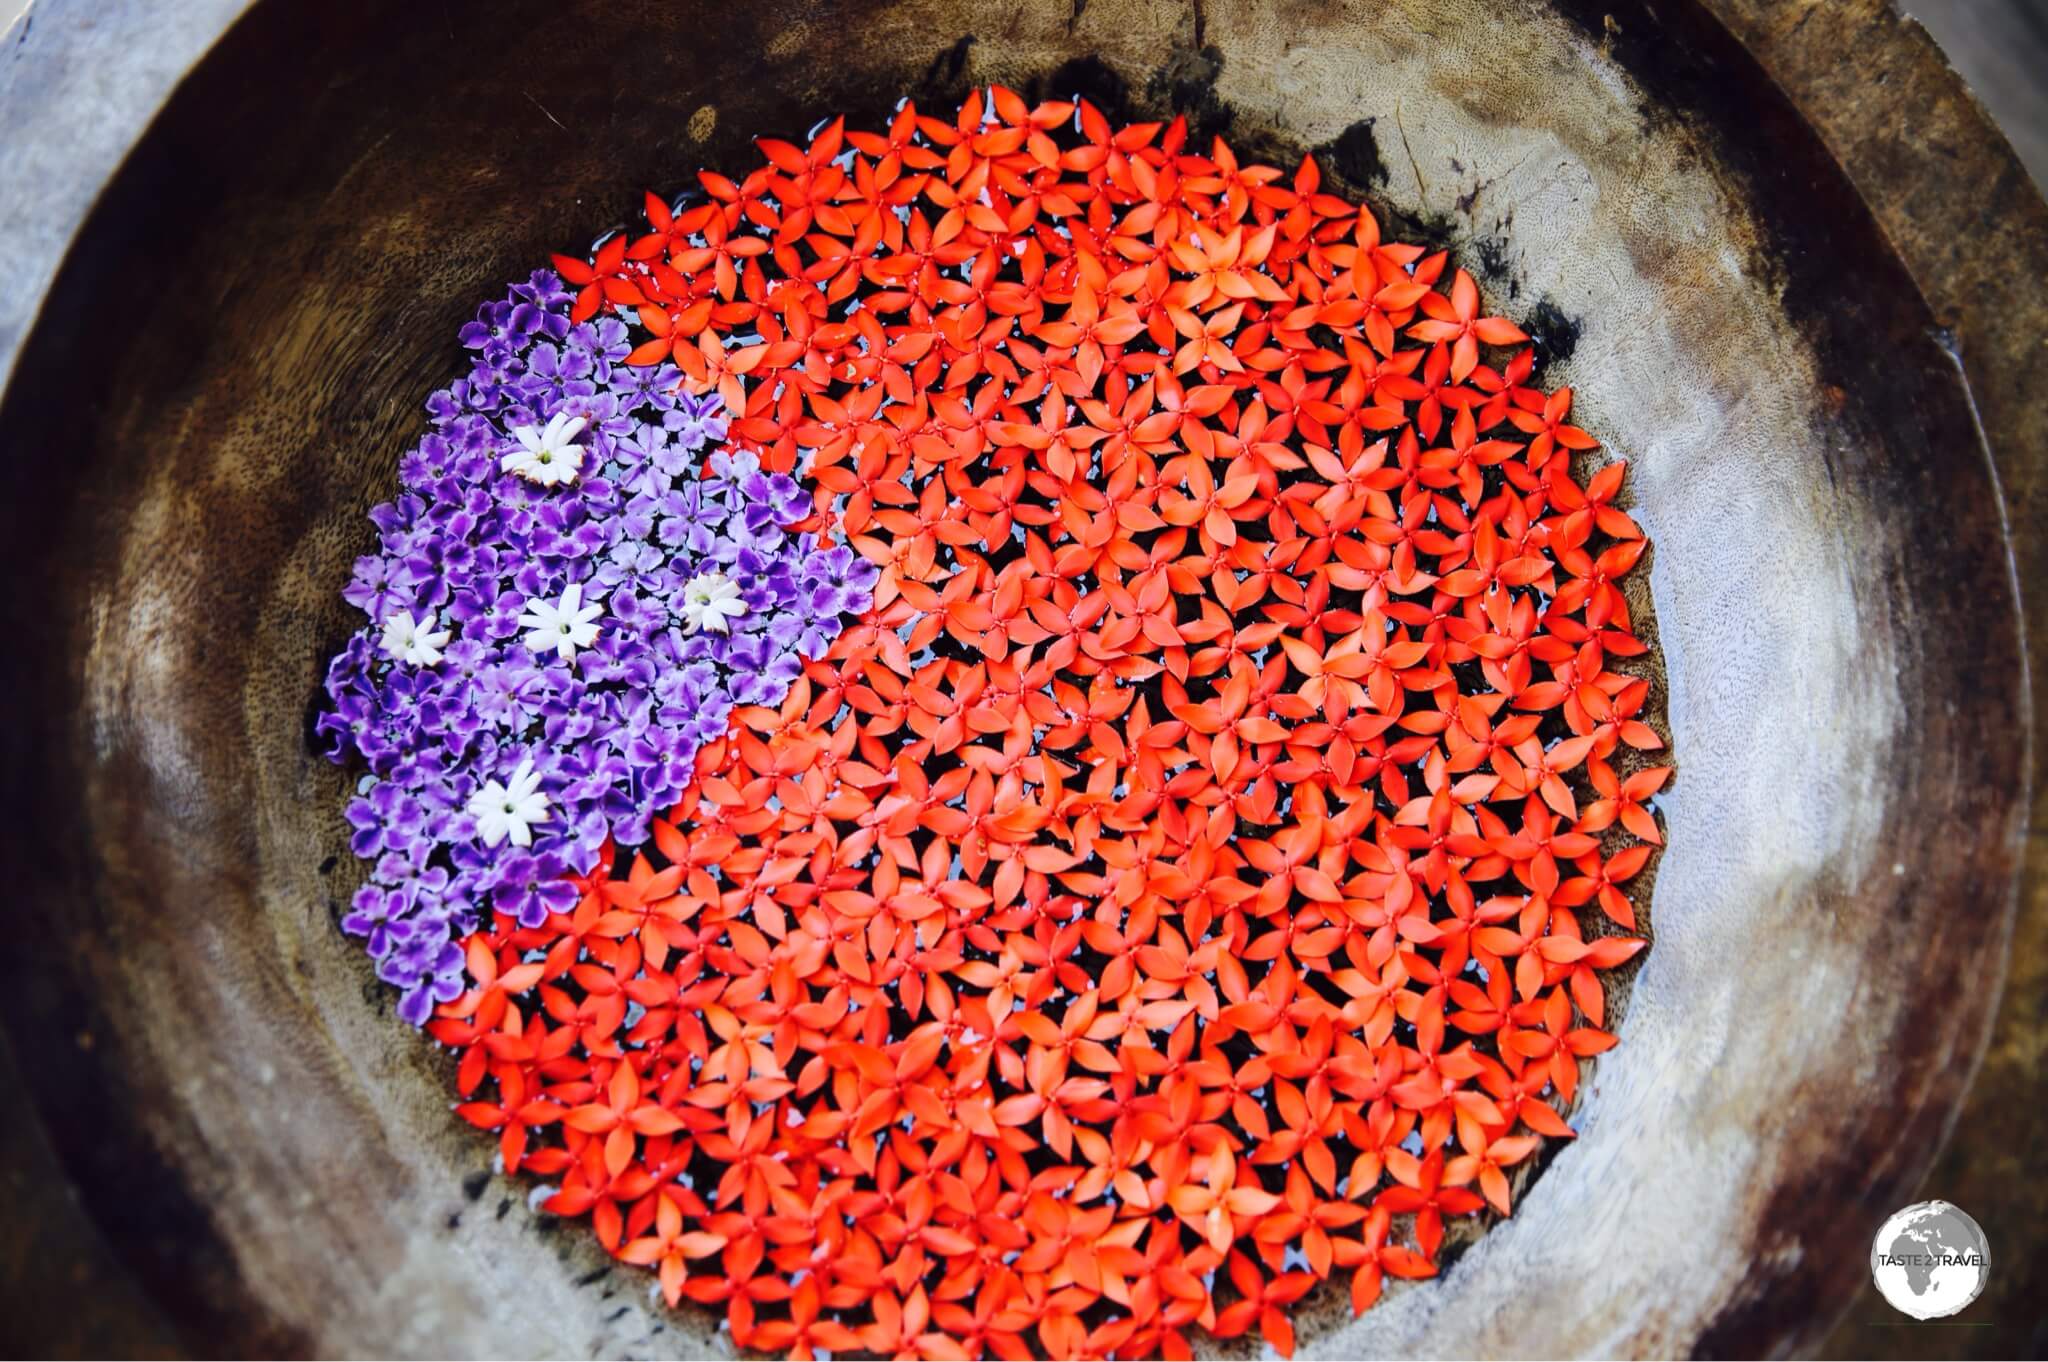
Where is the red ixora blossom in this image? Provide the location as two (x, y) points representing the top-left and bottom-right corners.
(432, 88), (1669, 1360)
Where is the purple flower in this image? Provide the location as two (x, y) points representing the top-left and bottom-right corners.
(342, 884), (415, 960)
(491, 851), (579, 928)
(397, 952), (466, 1026)
(319, 272), (877, 1025)
(346, 781), (423, 857)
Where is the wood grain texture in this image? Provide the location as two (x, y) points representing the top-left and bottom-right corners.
(0, 0), (2038, 1356)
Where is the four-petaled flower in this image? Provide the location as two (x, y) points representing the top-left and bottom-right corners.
(330, 91), (1671, 1362)
(317, 268), (867, 1031)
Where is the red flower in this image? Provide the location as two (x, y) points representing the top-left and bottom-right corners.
(427, 88), (1667, 1360)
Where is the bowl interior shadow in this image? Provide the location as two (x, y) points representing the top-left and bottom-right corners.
(0, 0), (2024, 1356)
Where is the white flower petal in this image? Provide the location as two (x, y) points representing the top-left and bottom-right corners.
(466, 756), (551, 847)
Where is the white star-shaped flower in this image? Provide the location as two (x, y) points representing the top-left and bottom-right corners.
(466, 756), (550, 848)
(502, 412), (588, 487)
(677, 571), (748, 634)
(518, 580), (603, 660)
(378, 608), (450, 666)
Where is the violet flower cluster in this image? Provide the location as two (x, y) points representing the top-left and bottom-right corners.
(317, 269), (878, 1024)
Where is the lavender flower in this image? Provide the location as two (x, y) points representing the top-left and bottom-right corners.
(318, 273), (874, 1023)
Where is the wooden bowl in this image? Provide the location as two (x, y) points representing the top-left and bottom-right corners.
(0, 0), (2040, 1355)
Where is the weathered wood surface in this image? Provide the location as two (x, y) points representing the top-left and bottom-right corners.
(1707, 3), (2048, 1356)
(0, 0), (2040, 1356)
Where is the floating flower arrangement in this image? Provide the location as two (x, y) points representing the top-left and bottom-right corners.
(318, 87), (1667, 1360)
